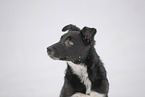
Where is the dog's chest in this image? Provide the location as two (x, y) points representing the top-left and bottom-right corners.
(68, 62), (88, 78)
(67, 62), (91, 94)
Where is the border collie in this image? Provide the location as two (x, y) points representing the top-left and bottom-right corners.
(47, 24), (109, 97)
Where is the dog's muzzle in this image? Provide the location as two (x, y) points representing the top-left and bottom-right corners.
(47, 47), (55, 58)
(47, 46), (68, 60)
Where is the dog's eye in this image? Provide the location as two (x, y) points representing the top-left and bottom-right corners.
(65, 38), (74, 47)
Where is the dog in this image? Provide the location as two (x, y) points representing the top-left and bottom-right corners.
(47, 24), (109, 97)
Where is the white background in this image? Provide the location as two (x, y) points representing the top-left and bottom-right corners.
(0, 0), (145, 97)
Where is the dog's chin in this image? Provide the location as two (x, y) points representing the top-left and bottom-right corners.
(59, 57), (67, 60)
(59, 58), (77, 63)
(54, 57), (72, 61)
(48, 54), (76, 62)
(49, 56), (82, 64)
(49, 56), (58, 60)
(48, 55), (67, 61)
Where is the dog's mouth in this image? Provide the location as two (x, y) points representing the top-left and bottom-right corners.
(48, 54), (72, 61)
(51, 56), (67, 61)
(48, 53), (67, 61)
(59, 57), (67, 60)
(48, 55), (59, 60)
(48, 54), (84, 64)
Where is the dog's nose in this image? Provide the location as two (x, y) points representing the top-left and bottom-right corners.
(47, 47), (55, 55)
(47, 47), (52, 53)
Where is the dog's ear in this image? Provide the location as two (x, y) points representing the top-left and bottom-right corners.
(80, 27), (97, 45)
(62, 24), (80, 32)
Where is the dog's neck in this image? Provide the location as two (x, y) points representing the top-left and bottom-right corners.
(67, 61), (91, 95)
(66, 47), (105, 95)
(70, 47), (103, 81)
(73, 47), (101, 65)
(72, 47), (97, 64)
(85, 47), (102, 67)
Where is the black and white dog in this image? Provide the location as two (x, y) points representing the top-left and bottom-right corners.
(47, 24), (109, 97)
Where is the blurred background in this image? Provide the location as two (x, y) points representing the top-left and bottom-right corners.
(0, 0), (145, 97)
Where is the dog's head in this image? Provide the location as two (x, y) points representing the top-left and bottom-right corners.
(47, 24), (97, 63)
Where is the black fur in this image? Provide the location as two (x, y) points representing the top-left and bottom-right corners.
(47, 24), (109, 97)
(62, 24), (80, 32)
(80, 27), (96, 45)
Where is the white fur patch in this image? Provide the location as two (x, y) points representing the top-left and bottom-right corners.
(68, 62), (105, 97)
(67, 62), (91, 94)
(71, 91), (105, 97)
(71, 93), (89, 97)
(90, 91), (105, 97)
